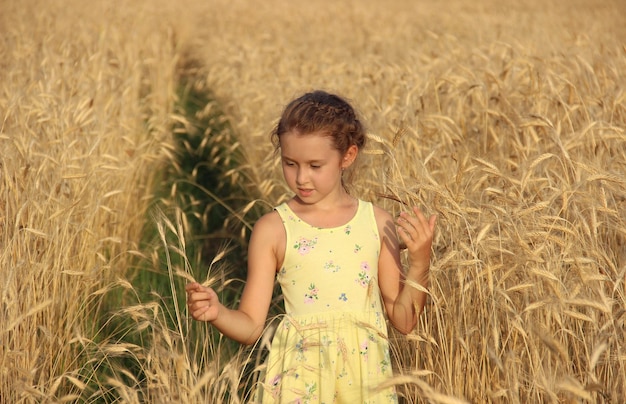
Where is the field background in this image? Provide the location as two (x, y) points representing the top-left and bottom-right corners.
(2, 0), (625, 402)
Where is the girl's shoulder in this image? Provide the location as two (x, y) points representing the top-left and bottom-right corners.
(369, 202), (397, 240)
(370, 202), (394, 223)
(253, 209), (284, 234)
(250, 209), (286, 266)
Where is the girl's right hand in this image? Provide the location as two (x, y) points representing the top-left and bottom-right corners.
(185, 282), (220, 322)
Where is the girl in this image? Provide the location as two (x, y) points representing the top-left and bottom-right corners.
(186, 90), (436, 403)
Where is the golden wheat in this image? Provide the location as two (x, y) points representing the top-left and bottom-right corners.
(3, 0), (626, 402)
(1, 0), (181, 401)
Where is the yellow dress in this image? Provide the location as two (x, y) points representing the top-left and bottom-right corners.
(257, 200), (398, 404)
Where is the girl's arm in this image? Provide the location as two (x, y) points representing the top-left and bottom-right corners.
(186, 212), (284, 345)
(376, 206), (436, 334)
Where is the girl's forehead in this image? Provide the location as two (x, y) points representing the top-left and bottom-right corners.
(280, 131), (334, 148)
(279, 131), (339, 158)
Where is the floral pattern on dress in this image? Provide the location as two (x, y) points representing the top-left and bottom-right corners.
(268, 374), (282, 398)
(277, 267), (288, 284)
(294, 237), (318, 255)
(297, 382), (318, 404)
(379, 358), (390, 374)
(304, 283), (319, 304)
(324, 260), (341, 273)
(359, 339), (369, 361)
(262, 202), (398, 403)
(355, 261), (371, 287)
(295, 338), (308, 361)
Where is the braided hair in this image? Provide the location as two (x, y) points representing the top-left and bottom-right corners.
(271, 90), (366, 156)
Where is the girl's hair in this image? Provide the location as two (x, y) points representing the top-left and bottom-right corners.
(271, 90), (366, 155)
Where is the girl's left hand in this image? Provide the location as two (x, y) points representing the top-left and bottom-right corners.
(397, 206), (437, 270)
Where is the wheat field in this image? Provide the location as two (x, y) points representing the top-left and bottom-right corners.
(2, 0), (625, 402)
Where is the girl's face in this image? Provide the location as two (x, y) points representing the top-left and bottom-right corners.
(279, 131), (356, 204)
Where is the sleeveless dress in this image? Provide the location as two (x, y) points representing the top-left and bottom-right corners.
(257, 199), (399, 404)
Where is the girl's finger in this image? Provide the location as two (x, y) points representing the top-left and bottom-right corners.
(397, 225), (415, 246)
(191, 306), (209, 319)
(428, 214), (437, 232)
(412, 207), (431, 233)
(397, 217), (415, 240)
(399, 212), (418, 230)
(185, 282), (202, 293)
(188, 291), (211, 303)
(399, 212), (425, 240)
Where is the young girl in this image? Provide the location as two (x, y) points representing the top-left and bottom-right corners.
(186, 90), (436, 403)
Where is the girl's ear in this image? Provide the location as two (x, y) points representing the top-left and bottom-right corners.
(341, 145), (359, 169)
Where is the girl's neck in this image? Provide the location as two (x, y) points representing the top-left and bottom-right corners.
(288, 193), (358, 228)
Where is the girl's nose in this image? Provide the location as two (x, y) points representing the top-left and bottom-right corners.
(296, 168), (307, 185)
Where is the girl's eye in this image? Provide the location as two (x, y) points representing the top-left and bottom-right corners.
(311, 165), (321, 169)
